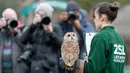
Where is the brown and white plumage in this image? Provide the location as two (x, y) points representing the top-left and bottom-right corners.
(61, 32), (80, 70)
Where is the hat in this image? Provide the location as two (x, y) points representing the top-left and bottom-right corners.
(66, 1), (80, 12)
(35, 3), (54, 17)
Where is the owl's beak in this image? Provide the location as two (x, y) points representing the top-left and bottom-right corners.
(71, 37), (74, 40)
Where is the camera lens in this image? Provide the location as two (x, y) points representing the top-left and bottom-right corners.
(7, 19), (18, 28)
(10, 20), (18, 28)
(68, 11), (77, 21)
(41, 16), (51, 25)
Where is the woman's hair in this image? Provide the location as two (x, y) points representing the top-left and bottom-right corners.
(93, 2), (120, 22)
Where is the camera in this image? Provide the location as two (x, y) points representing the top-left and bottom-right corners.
(41, 15), (51, 25)
(17, 50), (31, 63)
(68, 11), (77, 21)
(17, 43), (33, 63)
(6, 19), (18, 28)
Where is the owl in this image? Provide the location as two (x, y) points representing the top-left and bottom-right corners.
(61, 32), (80, 70)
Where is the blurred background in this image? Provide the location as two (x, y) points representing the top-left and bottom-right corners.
(0, 0), (130, 72)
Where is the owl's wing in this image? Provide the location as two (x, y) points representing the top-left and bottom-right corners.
(61, 41), (68, 61)
(71, 41), (80, 61)
(72, 41), (80, 55)
(61, 41), (79, 53)
(61, 41), (80, 66)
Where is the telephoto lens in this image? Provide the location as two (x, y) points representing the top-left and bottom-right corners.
(41, 15), (51, 25)
(6, 19), (18, 28)
(17, 51), (31, 63)
(68, 11), (77, 21)
(17, 43), (33, 63)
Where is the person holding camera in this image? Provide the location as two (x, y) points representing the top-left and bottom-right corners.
(19, 3), (63, 73)
(0, 8), (28, 73)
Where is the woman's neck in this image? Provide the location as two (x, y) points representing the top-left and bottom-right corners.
(101, 22), (112, 29)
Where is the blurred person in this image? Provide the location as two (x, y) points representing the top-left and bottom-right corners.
(76, 2), (126, 73)
(19, 3), (63, 73)
(66, 1), (95, 32)
(0, 8), (28, 73)
(2, 8), (23, 29)
(58, 1), (95, 33)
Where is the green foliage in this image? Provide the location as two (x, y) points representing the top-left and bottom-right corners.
(0, 0), (16, 17)
(76, 0), (130, 10)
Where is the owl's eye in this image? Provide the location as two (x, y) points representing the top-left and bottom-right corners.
(68, 34), (71, 37)
(73, 34), (75, 36)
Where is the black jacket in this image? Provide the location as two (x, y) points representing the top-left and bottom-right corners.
(20, 24), (63, 69)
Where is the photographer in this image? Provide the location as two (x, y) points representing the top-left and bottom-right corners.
(0, 8), (28, 73)
(19, 3), (63, 73)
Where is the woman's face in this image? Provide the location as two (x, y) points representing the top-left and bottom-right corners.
(94, 8), (110, 30)
(93, 10), (103, 30)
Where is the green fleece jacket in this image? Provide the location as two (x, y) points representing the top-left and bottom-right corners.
(84, 26), (126, 73)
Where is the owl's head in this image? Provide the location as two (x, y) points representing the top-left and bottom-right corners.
(64, 32), (78, 41)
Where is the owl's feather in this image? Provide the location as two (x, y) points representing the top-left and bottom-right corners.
(61, 32), (80, 70)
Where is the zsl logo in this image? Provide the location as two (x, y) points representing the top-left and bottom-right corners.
(114, 44), (125, 55)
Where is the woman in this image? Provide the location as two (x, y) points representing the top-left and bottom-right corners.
(77, 2), (126, 73)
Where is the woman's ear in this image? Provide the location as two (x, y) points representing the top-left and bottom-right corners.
(100, 14), (107, 21)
